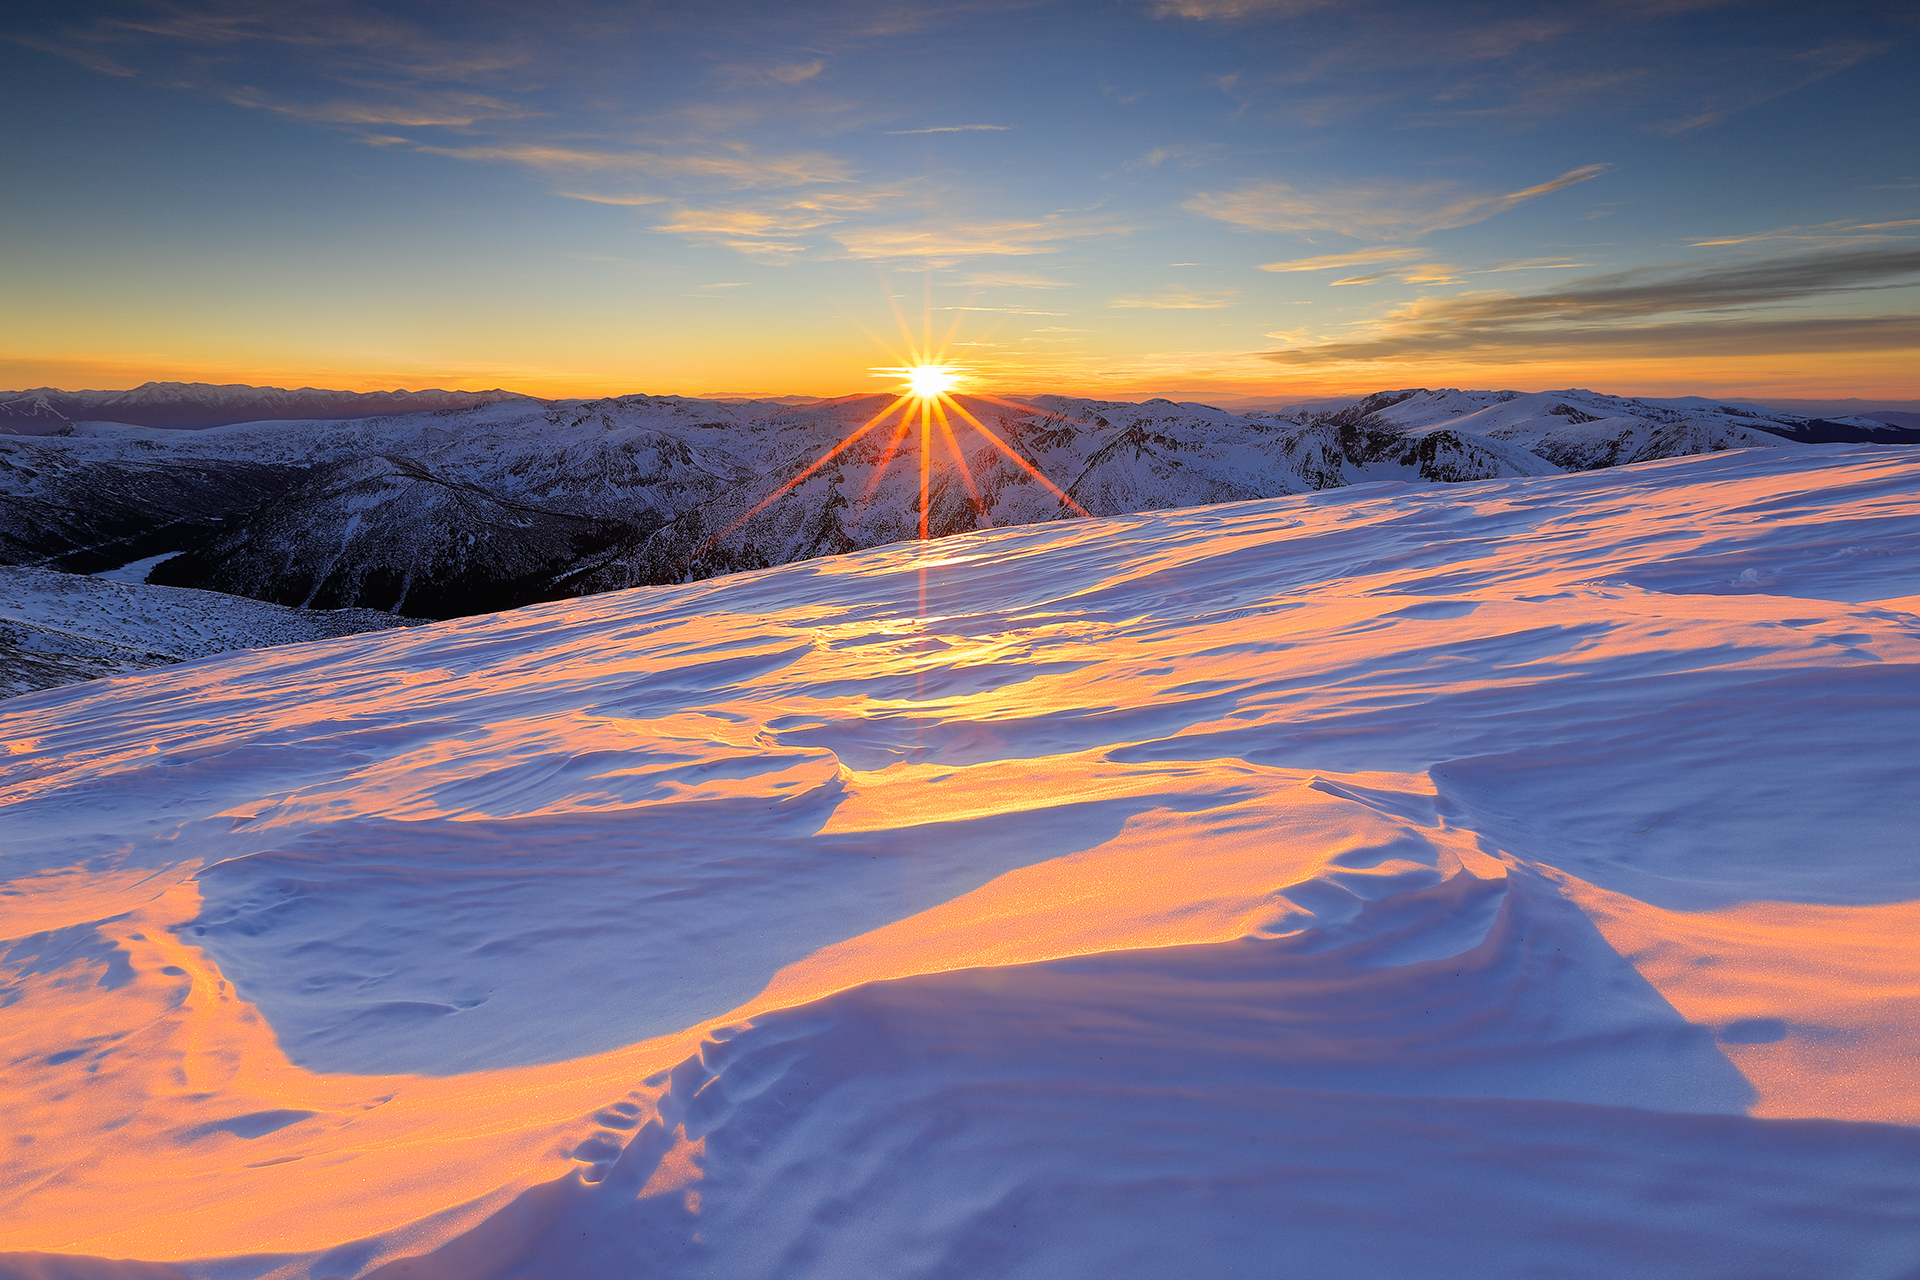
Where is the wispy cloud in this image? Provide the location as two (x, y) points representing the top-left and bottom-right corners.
(956, 270), (1078, 288)
(1187, 165), (1609, 240)
(882, 124), (1010, 134)
(1259, 247), (1421, 272)
(1258, 246), (1920, 363)
(1478, 258), (1591, 273)
(715, 57), (831, 86)
(1149, 0), (1334, 19)
(559, 191), (668, 207)
(1268, 314), (1920, 363)
(413, 142), (854, 190)
(26, 1), (532, 85)
(1657, 38), (1886, 134)
(769, 60), (826, 84)
(1116, 143), (1220, 174)
(1110, 289), (1238, 309)
(1690, 217), (1920, 249)
(835, 215), (1129, 260)
(935, 306), (1070, 315)
(225, 86), (527, 127)
(9, 34), (138, 77)
(654, 207), (823, 254)
(640, 183), (919, 257)
(1326, 268), (1464, 286)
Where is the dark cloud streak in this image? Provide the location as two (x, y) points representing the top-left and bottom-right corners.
(1260, 247), (1920, 364)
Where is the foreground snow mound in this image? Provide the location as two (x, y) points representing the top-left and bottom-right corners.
(2, 445), (1918, 1278)
(0, 566), (422, 696)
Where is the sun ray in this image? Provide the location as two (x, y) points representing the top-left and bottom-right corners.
(697, 393), (914, 554)
(823, 292), (907, 371)
(936, 287), (977, 356)
(918, 397), (933, 541)
(966, 391), (1112, 435)
(852, 416), (914, 526)
(931, 399), (987, 518)
(921, 269), (933, 367)
(878, 266), (925, 367)
(700, 282), (1096, 576)
(939, 393), (1091, 517)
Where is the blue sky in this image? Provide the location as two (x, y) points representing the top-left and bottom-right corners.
(4, 0), (1916, 400)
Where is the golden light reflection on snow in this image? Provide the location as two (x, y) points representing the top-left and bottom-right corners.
(4, 447), (1919, 1263)
(1558, 874), (1920, 1125)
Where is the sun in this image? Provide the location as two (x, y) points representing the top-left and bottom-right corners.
(694, 281), (1092, 565)
(903, 364), (962, 398)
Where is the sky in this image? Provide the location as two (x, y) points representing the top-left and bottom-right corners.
(2, 0), (1916, 403)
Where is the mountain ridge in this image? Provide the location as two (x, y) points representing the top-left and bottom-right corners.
(0, 381), (542, 433)
(4, 384), (1913, 623)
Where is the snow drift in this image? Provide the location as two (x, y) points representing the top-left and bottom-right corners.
(2, 443), (1918, 1278)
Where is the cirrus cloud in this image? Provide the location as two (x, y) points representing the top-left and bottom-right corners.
(1259, 247), (1422, 272)
(1188, 164), (1609, 241)
(1110, 288), (1238, 309)
(834, 215), (1130, 260)
(1258, 246), (1920, 364)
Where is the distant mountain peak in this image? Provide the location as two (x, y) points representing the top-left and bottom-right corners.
(0, 382), (543, 432)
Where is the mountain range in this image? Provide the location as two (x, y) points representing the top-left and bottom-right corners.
(2, 384), (1915, 626)
(0, 381), (538, 433)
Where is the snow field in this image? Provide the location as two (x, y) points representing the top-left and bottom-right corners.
(1, 443), (1918, 1277)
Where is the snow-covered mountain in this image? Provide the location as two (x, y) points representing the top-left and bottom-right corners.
(1240, 389), (1920, 443)
(1253, 386), (1828, 463)
(2, 386), (1829, 620)
(3, 443), (1917, 1276)
(0, 565), (422, 696)
(0, 381), (539, 433)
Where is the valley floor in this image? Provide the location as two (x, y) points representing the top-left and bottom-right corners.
(1, 443), (1917, 1278)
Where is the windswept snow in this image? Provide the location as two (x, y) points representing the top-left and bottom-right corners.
(1, 444), (1918, 1277)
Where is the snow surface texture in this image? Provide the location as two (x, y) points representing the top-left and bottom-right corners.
(0, 566), (421, 697)
(2, 386), (1795, 620)
(2, 444), (1919, 1278)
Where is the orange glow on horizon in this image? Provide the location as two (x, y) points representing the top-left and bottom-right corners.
(698, 385), (1090, 563)
(695, 288), (1091, 560)
(6, 345), (1915, 406)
